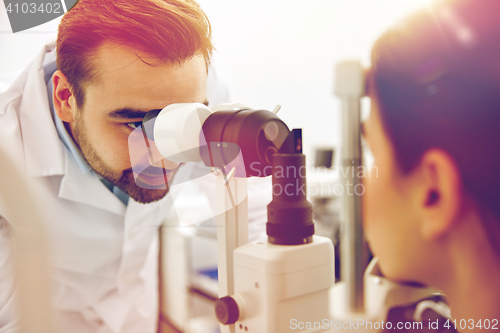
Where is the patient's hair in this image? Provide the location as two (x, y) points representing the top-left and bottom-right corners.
(56, 0), (213, 108)
(371, 0), (500, 247)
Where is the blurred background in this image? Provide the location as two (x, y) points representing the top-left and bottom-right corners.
(1, 0), (429, 158)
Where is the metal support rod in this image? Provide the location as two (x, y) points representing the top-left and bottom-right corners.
(216, 175), (248, 333)
(334, 60), (366, 312)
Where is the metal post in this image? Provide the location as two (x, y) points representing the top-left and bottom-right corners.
(216, 174), (248, 333)
(334, 60), (365, 312)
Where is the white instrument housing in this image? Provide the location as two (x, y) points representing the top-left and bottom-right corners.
(153, 103), (212, 163)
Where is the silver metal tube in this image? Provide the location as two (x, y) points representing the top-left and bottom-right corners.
(216, 175), (248, 333)
(334, 60), (365, 312)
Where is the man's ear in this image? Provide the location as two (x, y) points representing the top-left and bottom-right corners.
(417, 149), (462, 240)
(52, 70), (77, 123)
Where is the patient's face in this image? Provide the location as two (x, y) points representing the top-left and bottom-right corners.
(362, 93), (425, 282)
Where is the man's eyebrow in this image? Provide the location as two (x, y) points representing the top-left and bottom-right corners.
(108, 101), (210, 120)
(107, 108), (149, 120)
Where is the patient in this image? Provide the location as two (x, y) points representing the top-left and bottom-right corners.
(362, 0), (500, 324)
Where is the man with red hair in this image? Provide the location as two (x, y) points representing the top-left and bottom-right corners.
(0, 0), (268, 332)
(54, 0), (216, 204)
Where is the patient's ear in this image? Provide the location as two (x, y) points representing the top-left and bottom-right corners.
(417, 149), (462, 240)
(52, 70), (77, 123)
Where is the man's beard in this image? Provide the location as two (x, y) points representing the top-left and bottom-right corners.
(73, 117), (173, 204)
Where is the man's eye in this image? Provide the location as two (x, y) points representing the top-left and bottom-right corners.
(125, 121), (143, 130)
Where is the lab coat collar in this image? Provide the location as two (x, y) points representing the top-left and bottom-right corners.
(13, 40), (127, 214)
(59, 149), (127, 215)
(18, 40), (66, 177)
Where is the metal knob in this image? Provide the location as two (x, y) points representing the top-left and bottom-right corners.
(215, 296), (240, 325)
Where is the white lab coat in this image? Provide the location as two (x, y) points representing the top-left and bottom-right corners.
(0, 40), (270, 333)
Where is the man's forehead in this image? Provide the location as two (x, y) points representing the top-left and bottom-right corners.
(89, 42), (207, 81)
(94, 42), (142, 73)
(83, 42), (208, 113)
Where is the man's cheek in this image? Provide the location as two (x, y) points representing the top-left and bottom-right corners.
(97, 139), (130, 170)
(116, 147), (135, 170)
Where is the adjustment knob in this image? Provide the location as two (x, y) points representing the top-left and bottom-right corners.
(214, 296), (240, 325)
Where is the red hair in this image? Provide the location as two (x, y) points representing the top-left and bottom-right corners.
(56, 0), (213, 108)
